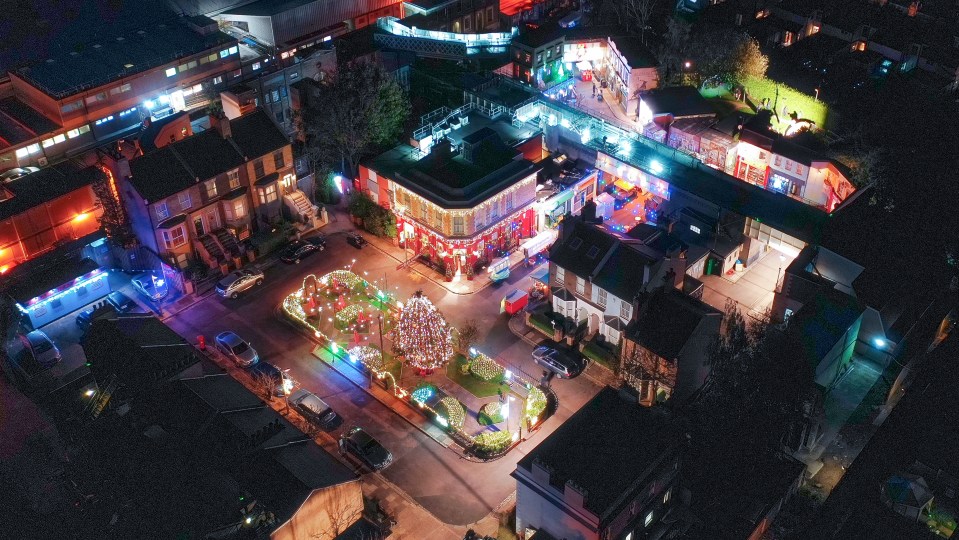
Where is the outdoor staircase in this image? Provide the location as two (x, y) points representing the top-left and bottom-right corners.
(283, 190), (317, 224)
(214, 228), (243, 259)
(199, 234), (228, 267)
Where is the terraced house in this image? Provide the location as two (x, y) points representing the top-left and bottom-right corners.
(120, 109), (305, 272)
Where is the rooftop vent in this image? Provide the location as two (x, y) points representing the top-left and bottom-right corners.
(45, 59), (54, 64)
(93, 44), (102, 49)
(137, 30), (146, 35)
(116, 37), (125, 42)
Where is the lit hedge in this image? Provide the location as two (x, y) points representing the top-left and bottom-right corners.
(474, 431), (513, 454)
(526, 387), (547, 420)
(480, 401), (505, 423)
(469, 353), (504, 381)
(438, 396), (466, 429)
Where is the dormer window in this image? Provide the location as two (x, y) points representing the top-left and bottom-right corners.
(569, 237), (583, 250)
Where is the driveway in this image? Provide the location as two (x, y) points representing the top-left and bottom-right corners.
(164, 230), (602, 525)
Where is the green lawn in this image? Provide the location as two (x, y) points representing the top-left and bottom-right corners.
(447, 355), (507, 398)
(582, 340), (617, 371)
(739, 75), (829, 131)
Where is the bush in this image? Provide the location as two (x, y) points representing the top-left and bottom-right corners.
(525, 387), (547, 420)
(480, 401), (505, 424)
(250, 221), (294, 256)
(582, 340), (617, 370)
(474, 431), (513, 455)
(469, 353), (504, 381)
(529, 312), (555, 336)
(437, 396), (466, 429)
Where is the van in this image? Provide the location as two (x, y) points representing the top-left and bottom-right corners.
(289, 389), (337, 428)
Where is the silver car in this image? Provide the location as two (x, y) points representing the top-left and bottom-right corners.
(215, 269), (264, 299)
(532, 346), (572, 378)
(19, 330), (61, 369)
(215, 331), (259, 368)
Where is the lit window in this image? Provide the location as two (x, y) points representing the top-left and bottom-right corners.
(233, 200), (246, 218)
(453, 216), (464, 235)
(220, 49), (229, 58)
(252, 62), (261, 71)
(53, 134), (65, 144)
(229, 46), (238, 55)
(664, 488), (671, 504)
(259, 184), (277, 204)
(15, 148), (28, 159)
(213, 76), (223, 85)
(205, 179), (217, 198)
(179, 192), (192, 209)
(162, 225), (187, 249)
(41, 138), (55, 148)
(78, 125), (90, 135)
(645, 511), (654, 527)
(690, 225), (701, 234)
(155, 202), (169, 220)
(179, 64), (189, 73)
(67, 129), (80, 138)
(27, 143), (40, 154)
(187, 60), (197, 70)
(166, 67), (176, 77)
(556, 267), (565, 284)
(227, 169), (240, 189)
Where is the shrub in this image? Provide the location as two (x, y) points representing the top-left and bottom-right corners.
(525, 387), (547, 421)
(437, 396), (466, 429)
(474, 431), (513, 455)
(469, 353), (504, 381)
(480, 401), (505, 424)
(529, 312), (555, 336)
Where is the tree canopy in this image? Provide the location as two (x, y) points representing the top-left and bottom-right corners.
(302, 61), (410, 179)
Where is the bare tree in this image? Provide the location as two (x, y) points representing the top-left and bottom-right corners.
(621, 340), (675, 403)
(624, 0), (660, 45)
(454, 319), (480, 354)
(309, 486), (365, 540)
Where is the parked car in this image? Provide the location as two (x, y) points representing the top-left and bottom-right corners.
(289, 388), (338, 428)
(532, 346), (573, 378)
(105, 291), (139, 313)
(0, 166), (40, 182)
(131, 272), (169, 302)
(19, 330), (61, 369)
(215, 269), (265, 299)
(251, 362), (293, 396)
(339, 427), (393, 470)
(280, 237), (326, 264)
(346, 232), (367, 249)
(215, 331), (259, 368)
(75, 308), (95, 332)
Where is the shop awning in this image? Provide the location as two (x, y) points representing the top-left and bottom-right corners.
(576, 61), (592, 71)
(530, 267), (549, 284)
(614, 179), (637, 191)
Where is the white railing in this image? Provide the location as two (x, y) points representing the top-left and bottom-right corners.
(377, 17), (517, 49)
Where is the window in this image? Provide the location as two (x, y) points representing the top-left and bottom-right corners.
(53, 134), (65, 144)
(690, 225), (701, 234)
(162, 225), (186, 249)
(178, 192), (192, 209)
(205, 179), (217, 198)
(597, 288), (607, 307)
(166, 67), (176, 77)
(271, 90), (279, 103)
(556, 267), (565, 284)
(187, 60), (197, 70)
(774, 155), (782, 166)
(795, 164), (804, 176)
(178, 64), (189, 73)
(61, 100), (83, 114)
(620, 302), (631, 320)
(453, 216), (464, 235)
(234, 200), (246, 218)
(41, 138), (55, 148)
(664, 488), (671, 504)
(85, 92), (107, 105)
(586, 245), (600, 259)
(67, 128), (81, 138)
(259, 184), (277, 204)
(227, 169), (240, 189)
(213, 75), (223, 85)
(208, 53), (218, 62)
(644, 511), (654, 527)
(505, 191), (514, 211)
(273, 150), (285, 169)
(253, 159), (265, 178)
(220, 49), (230, 58)
(229, 46), (238, 55)
(576, 277), (585, 295)
(569, 237), (583, 250)
(155, 202), (169, 220)
(252, 62), (261, 71)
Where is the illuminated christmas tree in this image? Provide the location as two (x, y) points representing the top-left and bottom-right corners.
(394, 291), (453, 371)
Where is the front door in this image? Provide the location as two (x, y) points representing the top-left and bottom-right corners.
(207, 211), (219, 232)
(194, 216), (205, 237)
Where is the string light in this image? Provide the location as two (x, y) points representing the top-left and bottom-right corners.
(394, 291), (453, 371)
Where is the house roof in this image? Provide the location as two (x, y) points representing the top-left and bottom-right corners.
(0, 97), (60, 151)
(128, 109), (288, 203)
(515, 387), (684, 520)
(592, 242), (656, 301)
(771, 137), (825, 166)
(513, 23), (564, 49)
(221, 0), (320, 17)
(1, 241), (102, 303)
(640, 86), (715, 118)
(549, 219), (618, 283)
(229, 108), (289, 159)
(180, 374), (264, 412)
(626, 289), (722, 360)
(0, 163), (102, 221)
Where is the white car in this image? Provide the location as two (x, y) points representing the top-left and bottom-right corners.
(19, 330), (61, 369)
(215, 269), (265, 299)
(215, 331), (259, 368)
(131, 272), (169, 302)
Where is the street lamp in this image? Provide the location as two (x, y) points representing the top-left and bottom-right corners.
(776, 254), (786, 292)
(376, 313), (385, 388)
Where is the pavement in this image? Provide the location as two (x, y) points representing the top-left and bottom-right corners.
(161, 216), (604, 530)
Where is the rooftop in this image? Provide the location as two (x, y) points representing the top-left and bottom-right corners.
(515, 386), (685, 519)
(0, 162), (102, 221)
(549, 219), (618, 283)
(366, 114), (541, 208)
(0, 97), (61, 151)
(627, 289), (722, 360)
(786, 288), (863, 372)
(221, 0), (321, 17)
(640, 86), (716, 118)
(1, 239), (102, 303)
(13, 15), (236, 100)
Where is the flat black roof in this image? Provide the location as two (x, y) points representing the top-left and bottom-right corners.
(0, 163), (102, 221)
(515, 386), (684, 519)
(221, 0), (319, 16)
(13, 15), (236, 99)
(640, 86), (716, 118)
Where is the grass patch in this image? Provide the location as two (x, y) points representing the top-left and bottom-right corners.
(478, 402), (505, 425)
(739, 75), (828, 131)
(528, 312), (555, 336)
(582, 340), (617, 371)
(447, 355), (507, 398)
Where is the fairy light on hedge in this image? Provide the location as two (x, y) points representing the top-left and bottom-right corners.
(393, 291), (453, 371)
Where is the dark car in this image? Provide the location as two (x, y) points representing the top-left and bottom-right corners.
(346, 232), (367, 249)
(76, 308), (95, 332)
(105, 291), (139, 313)
(251, 362), (293, 396)
(280, 237), (326, 264)
(339, 427), (393, 470)
(289, 388), (338, 428)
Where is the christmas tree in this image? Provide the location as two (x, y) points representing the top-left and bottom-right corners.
(394, 291), (453, 371)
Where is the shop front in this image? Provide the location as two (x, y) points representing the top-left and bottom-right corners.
(734, 142), (770, 188)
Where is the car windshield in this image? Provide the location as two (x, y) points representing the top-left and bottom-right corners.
(140, 280), (154, 290)
(232, 341), (250, 354)
(362, 439), (381, 452)
(33, 340), (53, 353)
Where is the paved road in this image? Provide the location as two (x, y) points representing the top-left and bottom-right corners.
(165, 230), (601, 525)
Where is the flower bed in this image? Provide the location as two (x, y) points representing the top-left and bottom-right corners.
(474, 431), (513, 457)
(348, 346), (383, 371)
(437, 396), (466, 429)
(469, 353), (504, 381)
(411, 383), (437, 406)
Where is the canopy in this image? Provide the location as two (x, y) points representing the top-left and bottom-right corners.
(576, 61), (592, 71)
(530, 267), (549, 284)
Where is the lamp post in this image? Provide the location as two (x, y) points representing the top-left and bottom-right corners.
(776, 254), (786, 293)
(376, 313), (385, 388)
